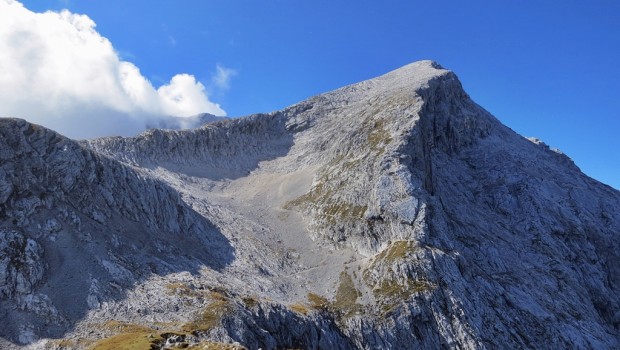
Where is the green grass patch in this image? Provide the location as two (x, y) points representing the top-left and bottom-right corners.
(284, 181), (329, 210)
(307, 292), (329, 310)
(241, 295), (258, 308)
(181, 298), (232, 334)
(375, 241), (416, 263)
(372, 278), (434, 316)
(89, 291), (238, 349)
(367, 119), (393, 152)
(332, 271), (363, 318)
(323, 203), (367, 221)
(289, 303), (311, 315)
(89, 331), (162, 350)
(364, 241), (418, 281)
(284, 179), (367, 226)
(373, 279), (432, 298)
(89, 321), (185, 350)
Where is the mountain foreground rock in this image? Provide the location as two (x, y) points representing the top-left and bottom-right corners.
(0, 60), (618, 349)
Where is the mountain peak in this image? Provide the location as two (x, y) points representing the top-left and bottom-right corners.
(383, 59), (447, 77)
(1, 62), (619, 349)
(322, 60), (455, 102)
(375, 60), (452, 90)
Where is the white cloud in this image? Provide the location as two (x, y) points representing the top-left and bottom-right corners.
(212, 64), (238, 91)
(158, 74), (222, 117)
(0, 0), (226, 139)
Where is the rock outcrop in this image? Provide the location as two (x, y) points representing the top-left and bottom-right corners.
(0, 230), (45, 298)
(0, 118), (233, 344)
(0, 61), (618, 349)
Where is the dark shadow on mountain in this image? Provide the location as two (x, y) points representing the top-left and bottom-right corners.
(0, 118), (235, 344)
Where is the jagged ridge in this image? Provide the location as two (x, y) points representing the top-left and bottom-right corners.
(0, 60), (618, 349)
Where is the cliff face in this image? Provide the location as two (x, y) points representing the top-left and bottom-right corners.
(0, 61), (618, 349)
(0, 118), (233, 344)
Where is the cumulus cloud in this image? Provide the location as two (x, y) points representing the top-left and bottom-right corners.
(0, 0), (226, 139)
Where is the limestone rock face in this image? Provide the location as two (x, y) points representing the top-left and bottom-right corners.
(0, 118), (232, 345)
(0, 230), (45, 298)
(0, 60), (619, 349)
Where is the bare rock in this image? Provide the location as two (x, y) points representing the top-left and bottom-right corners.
(0, 230), (45, 298)
(0, 60), (618, 349)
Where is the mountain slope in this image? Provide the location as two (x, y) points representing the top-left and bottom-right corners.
(0, 119), (234, 343)
(0, 60), (618, 349)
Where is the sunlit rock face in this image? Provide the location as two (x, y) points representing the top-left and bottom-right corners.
(1, 61), (618, 349)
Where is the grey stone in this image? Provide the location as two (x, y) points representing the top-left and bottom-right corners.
(0, 60), (618, 349)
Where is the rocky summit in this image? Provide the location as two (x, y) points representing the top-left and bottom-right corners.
(0, 60), (618, 349)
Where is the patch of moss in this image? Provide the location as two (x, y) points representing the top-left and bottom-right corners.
(283, 117), (395, 233)
(289, 303), (311, 315)
(367, 119), (393, 152)
(362, 242), (435, 316)
(89, 321), (170, 350)
(89, 295), (238, 349)
(181, 299), (232, 334)
(165, 282), (189, 293)
(374, 280), (401, 298)
(323, 203), (368, 222)
(307, 292), (329, 310)
(285, 179), (367, 227)
(90, 309), (242, 350)
(209, 290), (228, 301)
(363, 241), (418, 283)
(289, 293), (331, 315)
(89, 331), (161, 350)
(376, 241), (416, 263)
(332, 271), (363, 318)
(372, 278), (434, 316)
(92, 331), (245, 350)
(284, 181), (328, 210)
(327, 152), (361, 172)
(242, 296), (258, 308)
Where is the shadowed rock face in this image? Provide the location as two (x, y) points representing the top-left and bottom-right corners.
(0, 119), (233, 342)
(0, 60), (619, 349)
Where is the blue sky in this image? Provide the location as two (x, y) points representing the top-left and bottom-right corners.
(8, 0), (620, 189)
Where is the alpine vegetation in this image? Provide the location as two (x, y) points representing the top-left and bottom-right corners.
(0, 61), (618, 349)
